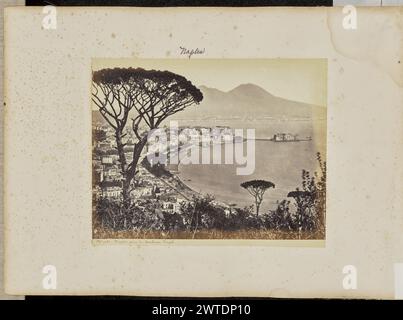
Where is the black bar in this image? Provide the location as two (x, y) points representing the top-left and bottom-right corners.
(26, 0), (333, 7)
(12, 297), (401, 318)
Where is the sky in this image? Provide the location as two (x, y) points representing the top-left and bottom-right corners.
(92, 58), (327, 107)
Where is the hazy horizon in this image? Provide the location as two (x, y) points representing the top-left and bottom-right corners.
(92, 59), (327, 107)
(91, 81), (327, 112)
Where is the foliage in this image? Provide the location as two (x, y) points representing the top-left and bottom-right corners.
(240, 180), (275, 190)
(92, 67), (203, 104)
(265, 152), (326, 237)
(93, 128), (107, 142)
(92, 67), (203, 203)
(265, 200), (293, 231)
(240, 179), (275, 216)
(93, 153), (326, 240)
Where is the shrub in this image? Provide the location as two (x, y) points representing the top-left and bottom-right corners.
(265, 200), (294, 231)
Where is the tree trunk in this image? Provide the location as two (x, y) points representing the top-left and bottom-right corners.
(122, 178), (131, 204)
(255, 200), (260, 216)
(115, 133), (127, 173)
(121, 137), (148, 204)
(115, 132), (129, 204)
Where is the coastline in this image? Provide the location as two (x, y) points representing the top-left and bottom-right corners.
(158, 169), (233, 209)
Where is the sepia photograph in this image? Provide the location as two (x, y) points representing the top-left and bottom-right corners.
(92, 59), (327, 240)
(4, 5), (403, 300)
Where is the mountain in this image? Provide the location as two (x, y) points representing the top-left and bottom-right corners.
(92, 83), (326, 152)
(173, 83), (325, 121)
(92, 83), (326, 128)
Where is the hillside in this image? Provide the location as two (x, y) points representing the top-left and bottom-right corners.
(173, 83), (325, 121)
(92, 83), (326, 128)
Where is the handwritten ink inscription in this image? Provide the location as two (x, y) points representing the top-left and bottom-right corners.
(179, 46), (206, 59)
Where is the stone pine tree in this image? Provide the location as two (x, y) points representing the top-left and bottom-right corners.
(92, 67), (203, 203)
(240, 180), (275, 216)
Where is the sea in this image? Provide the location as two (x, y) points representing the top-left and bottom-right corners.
(177, 119), (326, 213)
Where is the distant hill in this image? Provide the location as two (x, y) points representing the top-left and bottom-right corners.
(173, 83), (325, 121)
(92, 83), (326, 125)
